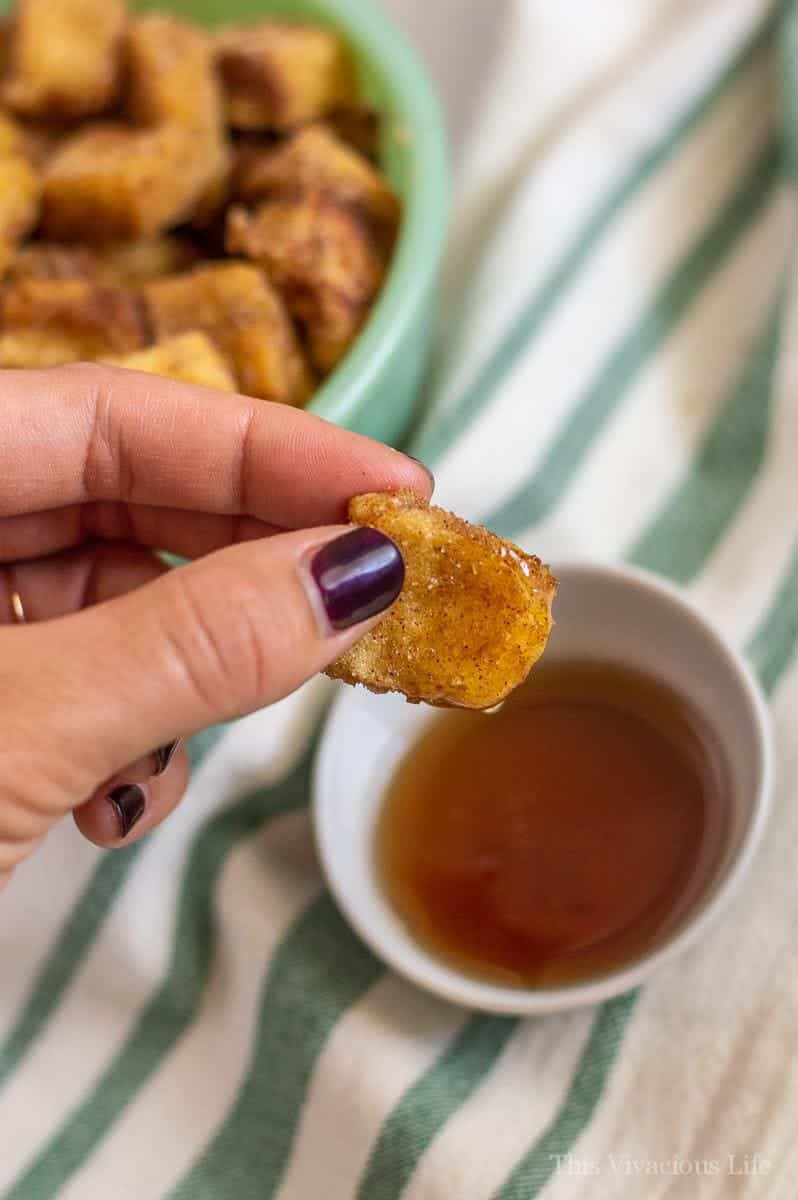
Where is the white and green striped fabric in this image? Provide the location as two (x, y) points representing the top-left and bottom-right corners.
(4, 0), (798, 1195)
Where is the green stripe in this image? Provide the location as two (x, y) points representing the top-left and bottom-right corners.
(493, 541), (798, 1199)
(4, 746), (313, 1200)
(630, 288), (787, 580)
(779, 0), (798, 177)
(0, 729), (223, 1095)
(0, 847), (141, 1089)
(357, 1017), (514, 1200)
(484, 137), (780, 539)
(496, 994), (637, 1200)
(186, 724), (227, 769)
(168, 895), (382, 1200)
(412, 11), (779, 463)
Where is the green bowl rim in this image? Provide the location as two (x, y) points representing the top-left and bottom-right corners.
(304, 0), (450, 432)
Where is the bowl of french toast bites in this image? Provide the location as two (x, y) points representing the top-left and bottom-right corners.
(0, 0), (448, 445)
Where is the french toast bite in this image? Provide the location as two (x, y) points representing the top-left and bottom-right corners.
(234, 124), (400, 250)
(215, 23), (356, 131)
(142, 261), (314, 404)
(327, 492), (557, 710)
(0, 277), (145, 366)
(42, 123), (220, 241)
(104, 331), (237, 392)
(1, 0), (126, 121)
(226, 193), (384, 373)
(125, 14), (221, 134)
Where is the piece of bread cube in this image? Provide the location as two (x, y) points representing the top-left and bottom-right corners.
(0, 277), (145, 366)
(126, 14), (222, 135)
(104, 331), (237, 392)
(234, 124), (400, 251)
(124, 16), (229, 230)
(42, 123), (218, 241)
(226, 194), (385, 373)
(214, 23), (356, 130)
(142, 261), (314, 404)
(327, 492), (558, 709)
(2, 0), (126, 120)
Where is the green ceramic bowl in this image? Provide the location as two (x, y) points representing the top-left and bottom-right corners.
(129, 0), (450, 446)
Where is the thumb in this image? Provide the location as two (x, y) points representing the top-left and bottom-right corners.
(17, 524), (403, 795)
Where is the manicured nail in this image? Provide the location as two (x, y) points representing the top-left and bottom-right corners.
(108, 785), (146, 838)
(153, 740), (180, 775)
(310, 527), (404, 631)
(406, 455), (434, 489)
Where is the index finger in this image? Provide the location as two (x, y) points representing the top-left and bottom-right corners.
(0, 364), (433, 525)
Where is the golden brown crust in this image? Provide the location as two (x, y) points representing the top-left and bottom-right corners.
(103, 331), (237, 392)
(226, 193), (384, 373)
(215, 22), (356, 131)
(142, 261), (314, 405)
(327, 491), (557, 710)
(42, 123), (219, 241)
(0, 277), (146, 366)
(1, 0), (126, 121)
(40, 15), (230, 242)
(234, 124), (400, 250)
(125, 14), (222, 136)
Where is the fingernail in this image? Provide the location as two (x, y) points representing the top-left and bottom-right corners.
(406, 455), (435, 489)
(310, 527), (404, 631)
(108, 785), (146, 838)
(153, 740), (180, 775)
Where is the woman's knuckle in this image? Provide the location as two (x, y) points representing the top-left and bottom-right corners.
(166, 571), (268, 717)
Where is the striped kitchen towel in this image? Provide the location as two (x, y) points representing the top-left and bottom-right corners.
(3, 0), (798, 1196)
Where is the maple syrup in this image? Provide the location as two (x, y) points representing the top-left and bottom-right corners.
(376, 660), (730, 988)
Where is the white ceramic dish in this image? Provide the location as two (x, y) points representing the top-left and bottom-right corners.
(313, 560), (774, 1015)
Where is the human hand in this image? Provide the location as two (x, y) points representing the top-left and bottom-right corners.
(0, 365), (431, 886)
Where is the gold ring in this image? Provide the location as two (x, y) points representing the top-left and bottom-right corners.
(10, 591), (26, 625)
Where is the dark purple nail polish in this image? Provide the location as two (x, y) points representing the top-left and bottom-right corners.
(108, 785), (146, 838)
(154, 740), (180, 775)
(310, 527), (404, 631)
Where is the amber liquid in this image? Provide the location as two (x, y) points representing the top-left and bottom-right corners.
(376, 660), (730, 988)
